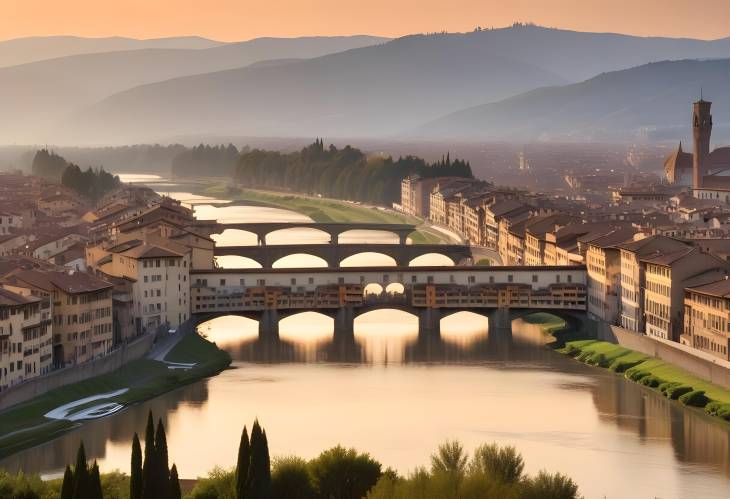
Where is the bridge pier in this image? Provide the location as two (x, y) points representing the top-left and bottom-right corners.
(487, 308), (512, 340)
(258, 309), (280, 340)
(418, 308), (441, 340)
(334, 306), (355, 341)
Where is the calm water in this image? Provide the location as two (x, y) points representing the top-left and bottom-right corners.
(2, 190), (729, 499)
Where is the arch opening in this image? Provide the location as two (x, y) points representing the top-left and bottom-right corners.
(363, 283), (384, 297)
(272, 254), (329, 268)
(214, 255), (263, 269)
(340, 252), (397, 267)
(266, 227), (331, 245)
(212, 229), (259, 247)
(385, 282), (405, 295)
(196, 315), (259, 347)
(338, 229), (400, 244)
(279, 311), (334, 344)
(409, 253), (456, 267)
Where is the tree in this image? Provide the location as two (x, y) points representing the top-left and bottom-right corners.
(130, 433), (143, 499)
(71, 441), (90, 499)
(60, 465), (74, 499)
(235, 426), (250, 499)
(430, 440), (468, 477)
(142, 411), (159, 499)
(156, 418), (170, 485)
(308, 445), (382, 499)
(271, 457), (316, 499)
(521, 470), (580, 499)
(89, 461), (103, 499)
(245, 420), (271, 499)
(169, 464), (182, 499)
(471, 443), (524, 484)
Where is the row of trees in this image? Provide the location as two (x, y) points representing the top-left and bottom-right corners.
(171, 144), (242, 177)
(234, 139), (475, 205)
(32, 149), (120, 201)
(0, 421), (581, 499)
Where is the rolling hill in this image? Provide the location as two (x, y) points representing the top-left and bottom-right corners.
(416, 58), (730, 142)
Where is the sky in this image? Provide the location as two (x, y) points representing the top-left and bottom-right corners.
(2, 0), (730, 41)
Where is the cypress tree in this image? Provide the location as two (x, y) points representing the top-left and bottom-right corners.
(142, 411), (158, 499)
(130, 433), (143, 499)
(155, 418), (170, 484)
(71, 441), (89, 499)
(169, 463), (182, 499)
(89, 461), (103, 499)
(246, 420), (271, 499)
(235, 426), (250, 499)
(60, 465), (74, 499)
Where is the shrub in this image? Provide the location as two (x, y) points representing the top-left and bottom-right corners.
(705, 401), (723, 416)
(271, 456), (316, 499)
(608, 358), (643, 373)
(658, 382), (680, 395)
(471, 443), (524, 485)
(678, 390), (709, 407)
(627, 370), (650, 382)
(576, 350), (594, 363)
(639, 375), (664, 388)
(564, 345), (581, 357)
(586, 353), (609, 368)
(309, 446), (382, 499)
(521, 470), (580, 499)
(667, 385), (694, 400)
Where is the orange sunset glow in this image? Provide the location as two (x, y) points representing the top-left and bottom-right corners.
(3, 0), (730, 41)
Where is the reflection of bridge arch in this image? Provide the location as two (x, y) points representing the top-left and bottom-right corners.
(272, 254), (328, 268)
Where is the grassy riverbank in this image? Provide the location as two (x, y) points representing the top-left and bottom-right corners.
(0, 333), (231, 459)
(203, 183), (448, 244)
(560, 339), (730, 423)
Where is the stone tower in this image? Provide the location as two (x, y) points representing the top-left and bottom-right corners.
(692, 98), (712, 189)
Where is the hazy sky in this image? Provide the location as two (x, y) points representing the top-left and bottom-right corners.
(2, 0), (730, 41)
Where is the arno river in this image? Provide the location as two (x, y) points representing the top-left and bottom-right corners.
(2, 181), (730, 499)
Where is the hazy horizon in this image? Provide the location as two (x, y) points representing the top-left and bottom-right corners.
(3, 1), (730, 42)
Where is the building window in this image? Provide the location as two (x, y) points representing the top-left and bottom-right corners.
(508, 275), (513, 283)
(532, 275), (538, 283)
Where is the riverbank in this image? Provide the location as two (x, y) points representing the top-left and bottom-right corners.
(560, 339), (730, 424)
(0, 332), (231, 459)
(201, 183), (450, 244)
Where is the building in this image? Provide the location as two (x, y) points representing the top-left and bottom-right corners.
(585, 227), (639, 323)
(98, 238), (191, 334)
(0, 211), (22, 235)
(3, 269), (114, 366)
(400, 175), (440, 218)
(642, 247), (728, 341)
(0, 287), (52, 391)
(524, 214), (579, 266)
(484, 200), (531, 250)
(616, 235), (691, 332)
(664, 99), (730, 199)
(683, 278), (730, 361)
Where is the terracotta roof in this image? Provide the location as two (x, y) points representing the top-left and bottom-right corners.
(639, 246), (695, 266)
(686, 278), (730, 298)
(700, 175), (730, 191)
(707, 147), (730, 169)
(616, 235), (690, 256)
(0, 287), (39, 306)
(585, 227), (638, 249)
(664, 142), (693, 181)
(9, 269), (112, 294)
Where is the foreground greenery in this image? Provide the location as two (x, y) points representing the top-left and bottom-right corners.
(0, 333), (231, 458)
(0, 422), (582, 499)
(561, 340), (730, 423)
(203, 184), (446, 244)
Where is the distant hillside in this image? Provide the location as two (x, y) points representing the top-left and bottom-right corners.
(0, 35), (223, 67)
(63, 34), (567, 143)
(0, 36), (389, 143)
(416, 59), (730, 142)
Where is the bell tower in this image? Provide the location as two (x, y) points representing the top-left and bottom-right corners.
(692, 98), (712, 189)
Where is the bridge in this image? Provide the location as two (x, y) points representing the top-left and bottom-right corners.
(191, 221), (418, 245)
(213, 243), (474, 268)
(190, 265), (587, 340)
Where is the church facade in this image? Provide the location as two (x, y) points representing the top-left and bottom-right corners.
(664, 99), (730, 202)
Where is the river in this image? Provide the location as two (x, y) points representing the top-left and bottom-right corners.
(1, 183), (729, 499)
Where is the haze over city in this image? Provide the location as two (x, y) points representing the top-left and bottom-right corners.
(1, 2), (730, 499)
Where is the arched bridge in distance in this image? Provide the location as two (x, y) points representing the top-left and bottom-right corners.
(213, 243), (474, 268)
(190, 265), (588, 341)
(191, 221), (419, 245)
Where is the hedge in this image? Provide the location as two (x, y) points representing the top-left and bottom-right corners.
(679, 390), (710, 408)
(667, 385), (694, 400)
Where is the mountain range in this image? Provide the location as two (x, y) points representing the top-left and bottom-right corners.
(4, 25), (730, 144)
